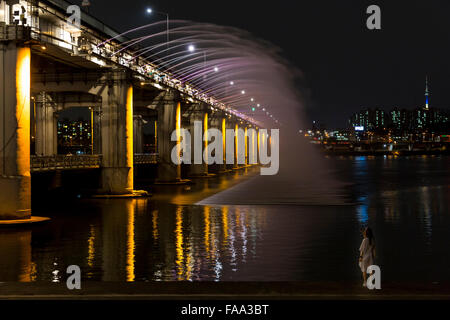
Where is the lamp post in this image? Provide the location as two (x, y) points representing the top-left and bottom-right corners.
(187, 45), (208, 83)
(147, 8), (169, 57)
(203, 51), (207, 83)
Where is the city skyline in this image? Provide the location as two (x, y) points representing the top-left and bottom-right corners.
(310, 76), (450, 130)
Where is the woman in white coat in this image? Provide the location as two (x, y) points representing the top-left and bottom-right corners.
(359, 227), (376, 287)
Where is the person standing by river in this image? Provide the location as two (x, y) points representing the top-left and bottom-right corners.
(359, 227), (376, 287)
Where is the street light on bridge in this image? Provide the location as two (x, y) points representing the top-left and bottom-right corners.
(187, 45), (208, 82)
(146, 7), (170, 58)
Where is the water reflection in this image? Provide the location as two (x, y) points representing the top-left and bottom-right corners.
(0, 230), (32, 281)
(419, 186), (432, 242)
(175, 206), (185, 280)
(151, 204), (267, 281)
(87, 225), (95, 270)
(11, 199), (267, 282)
(126, 200), (135, 282)
(356, 195), (369, 225)
(0, 156), (449, 282)
(152, 210), (159, 241)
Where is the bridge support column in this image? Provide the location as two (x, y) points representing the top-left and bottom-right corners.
(35, 92), (57, 156)
(257, 129), (261, 164)
(244, 126), (249, 166)
(219, 117), (228, 172)
(189, 104), (209, 177)
(259, 129), (269, 163)
(233, 122), (240, 169)
(0, 44), (31, 220)
(233, 122), (247, 170)
(248, 126), (258, 165)
(133, 115), (144, 154)
(249, 128), (258, 165)
(157, 91), (183, 183)
(208, 115), (224, 173)
(92, 109), (102, 155)
(225, 120), (235, 170)
(99, 72), (134, 194)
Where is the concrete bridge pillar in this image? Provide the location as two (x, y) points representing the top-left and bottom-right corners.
(244, 126), (249, 166)
(250, 128), (259, 164)
(208, 115), (224, 172)
(133, 115), (144, 154)
(259, 129), (269, 162)
(99, 72), (134, 194)
(157, 90), (182, 182)
(189, 103), (208, 177)
(219, 117), (228, 172)
(92, 109), (102, 155)
(257, 129), (262, 164)
(248, 126), (258, 165)
(233, 122), (241, 169)
(225, 119), (236, 170)
(0, 43), (31, 219)
(35, 92), (57, 156)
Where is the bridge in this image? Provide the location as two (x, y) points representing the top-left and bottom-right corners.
(0, 0), (265, 220)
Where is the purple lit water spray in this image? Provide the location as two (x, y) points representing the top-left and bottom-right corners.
(100, 20), (306, 129)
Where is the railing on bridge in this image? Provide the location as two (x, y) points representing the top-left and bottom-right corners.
(31, 155), (102, 172)
(31, 154), (159, 172)
(134, 153), (159, 165)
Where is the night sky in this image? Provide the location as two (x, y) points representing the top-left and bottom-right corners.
(80, 0), (450, 128)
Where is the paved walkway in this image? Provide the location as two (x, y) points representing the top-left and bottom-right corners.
(1, 282), (449, 300)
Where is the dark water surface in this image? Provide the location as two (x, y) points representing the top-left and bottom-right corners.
(0, 155), (449, 283)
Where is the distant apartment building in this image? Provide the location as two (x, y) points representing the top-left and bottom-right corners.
(349, 108), (387, 132)
(57, 119), (92, 154)
(390, 108), (411, 132)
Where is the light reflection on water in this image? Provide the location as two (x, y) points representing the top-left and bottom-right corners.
(24, 199), (268, 282)
(0, 156), (449, 282)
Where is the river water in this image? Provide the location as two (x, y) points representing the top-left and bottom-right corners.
(0, 155), (449, 283)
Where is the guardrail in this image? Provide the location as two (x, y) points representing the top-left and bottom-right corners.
(31, 154), (159, 172)
(134, 153), (159, 165)
(31, 155), (102, 172)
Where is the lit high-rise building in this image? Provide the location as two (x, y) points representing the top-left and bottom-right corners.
(57, 119), (92, 154)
